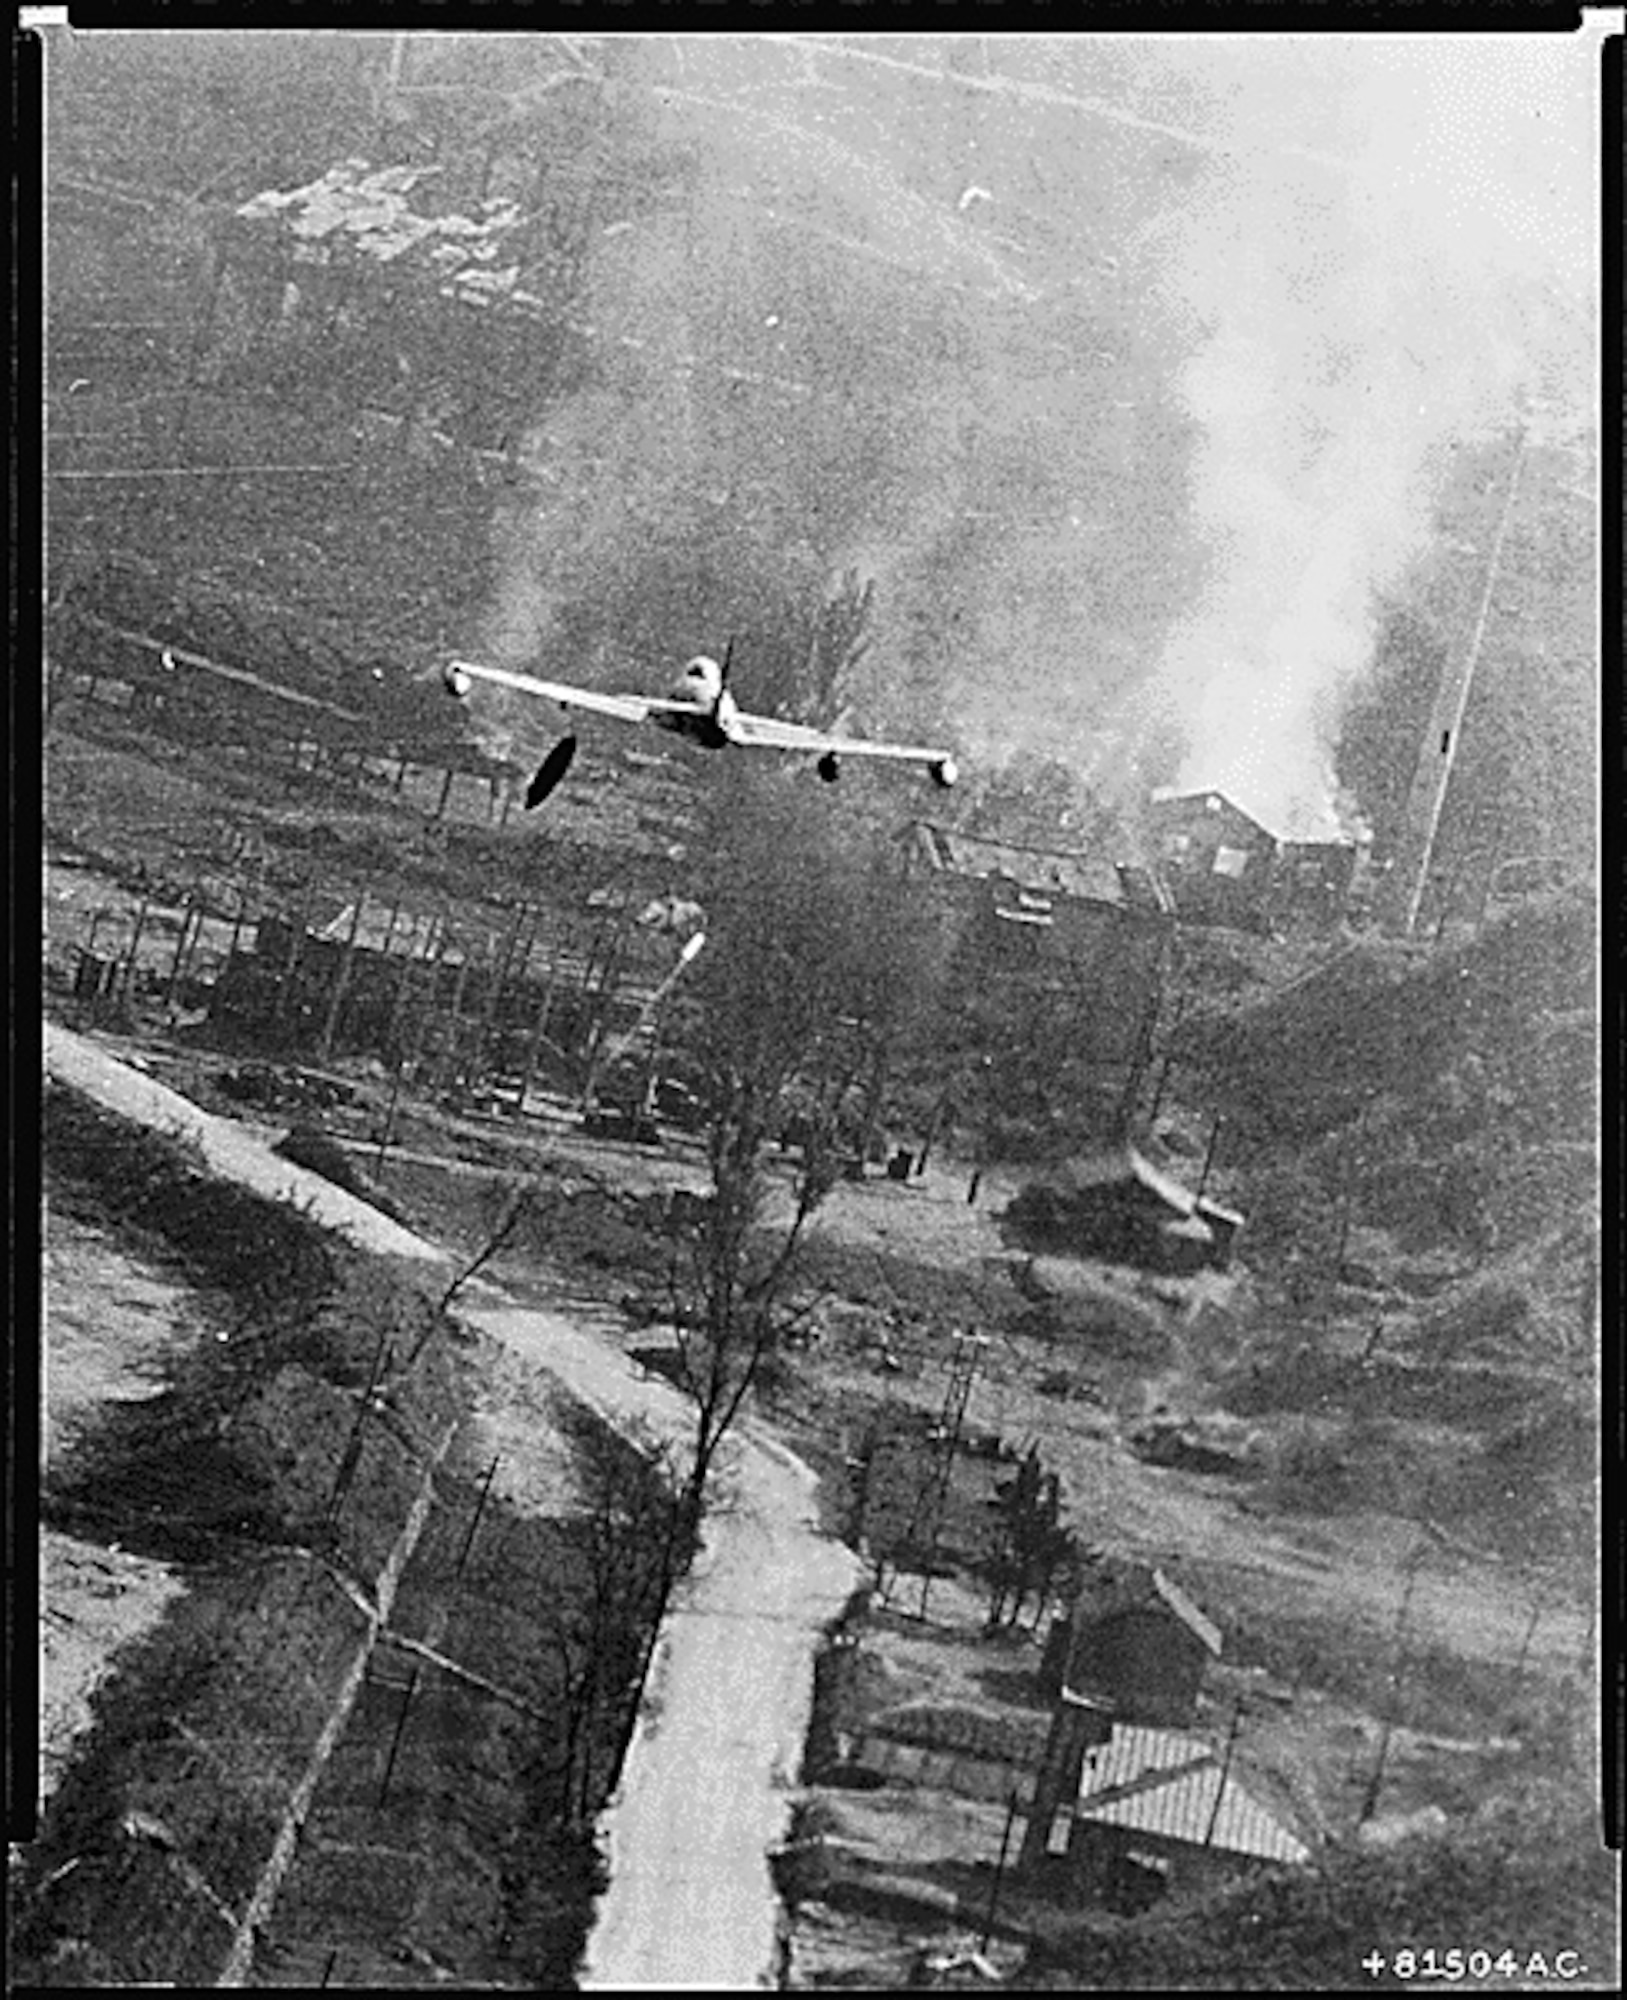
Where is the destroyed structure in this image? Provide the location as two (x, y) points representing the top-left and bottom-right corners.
(206, 881), (682, 1114)
(1149, 789), (1367, 933)
(900, 821), (1175, 1122)
(1002, 1143), (1243, 1275)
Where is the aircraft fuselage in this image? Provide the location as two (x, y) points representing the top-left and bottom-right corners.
(653, 697), (740, 752)
(655, 657), (741, 750)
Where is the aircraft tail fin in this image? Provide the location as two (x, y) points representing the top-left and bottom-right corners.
(712, 637), (736, 725)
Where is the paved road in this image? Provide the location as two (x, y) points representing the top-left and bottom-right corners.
(46, 1021), (857, 1991)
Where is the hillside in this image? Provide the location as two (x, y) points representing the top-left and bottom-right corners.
(1170, 891), (1596, 1262)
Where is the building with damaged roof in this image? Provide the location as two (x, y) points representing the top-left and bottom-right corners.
(899, 821), (1174, 1081)
(1149, 787), (1367, 934)
(904, 821), (1171, 923)
(1041, 1559), (1224, 1729)
(1002, 1142), (1244, 1275)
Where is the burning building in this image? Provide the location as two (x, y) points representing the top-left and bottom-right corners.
(1149, 789), (1367, 933)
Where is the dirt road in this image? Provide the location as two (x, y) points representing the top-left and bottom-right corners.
(585, 1435), (857, 1991)
(45, 1022), (447, 1267)
(461, 1297), (861, 1991)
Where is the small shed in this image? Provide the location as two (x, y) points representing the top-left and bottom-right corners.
(849, 1702), (1049, 1805)
(1003, 1145), (1243, 1276)
(1047, 1723), (1311, 1912)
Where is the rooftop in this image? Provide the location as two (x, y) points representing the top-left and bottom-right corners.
(1048, 1145), (1244, 1232)
(1066, 1558), (1224, 1661)
(1049, 1725), (1310, 1867)
(907, 822), (1127, 907)
(1150, 785), (1357, 850)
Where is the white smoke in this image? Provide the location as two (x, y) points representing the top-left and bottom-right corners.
(466, 34), (1598, 820)
(1142, 34), (1598, 839)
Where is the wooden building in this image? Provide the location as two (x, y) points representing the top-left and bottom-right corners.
(1148, 790), (1279, 932)
(899, 822), (1174, 1073)
(1052, 1561), (1223, 1724)
(1002, 1143), (1244, 1275)
(1149, 789), (1364, 933)
(1039, 1723), (1311, 1913)
(1022, 1560), (1223, 1867)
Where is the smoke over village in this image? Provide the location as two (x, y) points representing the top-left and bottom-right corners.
(472, 35), (1597, 848)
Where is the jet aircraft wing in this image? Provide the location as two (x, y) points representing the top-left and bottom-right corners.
(442, 659), (699, 725)
(444, 655), (958, 791)
(728, 709), (956, 767)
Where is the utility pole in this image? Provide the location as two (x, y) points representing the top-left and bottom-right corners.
(514, 935), (563, 1120)
(468, 900), (528, 1096)
(1147, 986), (1188, 1126)
(578, 912), (630, 1114)
(1116, 965), (1164, 1135)
(273, 873), (316, 1031)
(117, 887), (154, 1007)
(377, 922), (449, 1169)
(1359, 1546), (1424, 1824)
(1391, 425), (1528, 938)
(909, 1331), (988, 1620)
(1201, 1700), (1244, 1848)
(980, 1787), (1022, 1950)
(163, 885), (202, 1025)
(1195, 1115), (1223, 1202)
(433, 939), (478, 1099)
(316, 892), (368, 1062)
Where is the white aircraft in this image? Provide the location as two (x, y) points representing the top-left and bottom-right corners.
(442, 648), (960, 808)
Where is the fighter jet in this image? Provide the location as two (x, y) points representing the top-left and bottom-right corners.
(442, 648), (959, 808)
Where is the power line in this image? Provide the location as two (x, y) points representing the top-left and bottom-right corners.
(902, 1329), (988, 1620)
(1395, 424), (1529, 939)
(49, 464), (354, 481)
(55, 606), (367, 721)
(771, 34), (1360, 176)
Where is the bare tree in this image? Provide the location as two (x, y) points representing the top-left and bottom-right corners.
(668, 1096), (840, 1532)
(439, 1176), (546, 1311)
(664, 771), (947, 1526)
(984, 1445), (1076, 1631)
(542, 1414), (686, 1831)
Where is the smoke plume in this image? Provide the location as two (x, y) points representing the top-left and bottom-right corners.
(473, 34), (1597, 826)
(1137, 35), (1597, 838)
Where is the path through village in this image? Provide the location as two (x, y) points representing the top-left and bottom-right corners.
(44, 1022), (858, 1990)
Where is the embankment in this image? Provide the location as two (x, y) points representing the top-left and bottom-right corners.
(19, 1087), (676, 1988)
